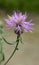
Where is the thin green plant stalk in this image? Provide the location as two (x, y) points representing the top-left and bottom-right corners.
(4, 34), (20, 65)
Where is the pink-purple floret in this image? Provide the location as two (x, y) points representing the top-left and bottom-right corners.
(4, 12), (34, 34)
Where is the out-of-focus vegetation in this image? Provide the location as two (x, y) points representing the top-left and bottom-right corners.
(0, 22), (5, 63)
(0, 0), (39, 13)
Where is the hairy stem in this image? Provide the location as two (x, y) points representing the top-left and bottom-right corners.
(4, 34), (20, 65)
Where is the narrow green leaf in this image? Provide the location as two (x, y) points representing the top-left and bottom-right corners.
(19, 36), (24, 44)
(0, 52), (5, 63)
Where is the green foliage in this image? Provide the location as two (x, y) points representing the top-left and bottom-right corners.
(0, 21), (5, 63)
(0, 28), (4, 34)
(0, 52), (4, 63)
(0, 22), (4, 34)
(0, 0), (39, 13)
(0, 38), (5, 63)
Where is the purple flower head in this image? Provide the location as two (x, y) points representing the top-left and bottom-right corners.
(4, 12), (34, 35)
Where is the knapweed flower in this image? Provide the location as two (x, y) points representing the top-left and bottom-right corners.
(4, 12), (34, 35)
(3, 12), (34, 65)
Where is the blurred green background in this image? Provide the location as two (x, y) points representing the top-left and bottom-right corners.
(0, 0), (39, 13)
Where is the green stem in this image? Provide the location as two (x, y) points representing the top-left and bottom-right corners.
(4, 34), (20, 65)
